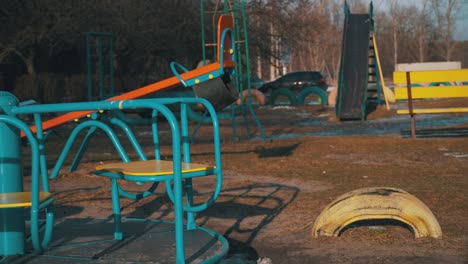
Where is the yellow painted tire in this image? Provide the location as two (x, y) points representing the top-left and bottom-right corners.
(312, 187), (442, 239)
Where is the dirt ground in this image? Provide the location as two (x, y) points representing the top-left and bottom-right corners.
(36, 100), (467, 263)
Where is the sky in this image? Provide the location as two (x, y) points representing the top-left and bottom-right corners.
(372, 0), (468, 40)
(454, 2), (468, 40)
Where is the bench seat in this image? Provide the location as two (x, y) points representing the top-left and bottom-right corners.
(397, 107), (468, 115)
(95, 160), (216, 181)
(0, 192), (52, 208)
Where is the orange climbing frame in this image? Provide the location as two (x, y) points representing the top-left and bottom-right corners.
(26, 15), (234, 135)
(217, 14), (234, 63)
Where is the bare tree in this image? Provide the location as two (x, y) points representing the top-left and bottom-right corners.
(430, 0), (459, 61)
(247, 0), (345, 80)
(2, 0), (465, 102)
(415, 1), (432, 62)
(389, 0), (400, 68)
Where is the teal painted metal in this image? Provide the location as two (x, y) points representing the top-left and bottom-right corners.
(97, 102), (180, 263)
(151, 109), (161, 160)
(297, 86), (328, 105)
(162, 100), (223, 214)
(0, 97), (54, 254)
(68, 114), (148, 173)
(200, 0), (267, 141)
(171, 28), (239, 112)
(6, 97), (228, 262)
(236, 0), (267, 140)
(0, 92), (24, 255)
(171, 62), (191, 87)
(109, 117), (146, 160)
(49, 120), (130, 179)
(268, 88), (297, 105)
(109, 112), (160, 203)
(13, 116), (54, 253)
(65, 112), (159, 200)
(86, 32), (114, 101)
(0, 116), (55, 253)
(68, 126), (98, 172)
(32, 114), (49, 189)
(367, 1), (383, 105)
(171, 27), (234, 89)
(180, 103), (196, 230)
(10, 97), (227, 263)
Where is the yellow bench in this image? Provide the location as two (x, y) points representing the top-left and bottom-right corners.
(393, 69), (468, 138)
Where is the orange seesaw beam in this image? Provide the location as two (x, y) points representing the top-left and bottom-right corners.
(26, 61), (234, 135)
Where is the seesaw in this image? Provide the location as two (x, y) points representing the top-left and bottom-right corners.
(26, 15), (237, 136)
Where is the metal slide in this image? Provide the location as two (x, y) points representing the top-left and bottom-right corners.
(335, 14), (372, 120)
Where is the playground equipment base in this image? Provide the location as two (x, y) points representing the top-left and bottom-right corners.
(1, 218), (228, 263)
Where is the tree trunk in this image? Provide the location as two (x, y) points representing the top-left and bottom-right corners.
(418, 32), (425, 62)
(445, 1), (453, 61)
(390, 0), (399, 71)
(26, 59), (35, 75)
(393, 21), (398, 69)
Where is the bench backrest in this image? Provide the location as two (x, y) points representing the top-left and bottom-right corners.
(393, 69), (468, 84)
(394, 86), (468, 99)
(393, 69), (468, 100)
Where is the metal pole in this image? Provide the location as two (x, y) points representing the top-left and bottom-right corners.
(86, 33), (92, 101)
(98, 36), (104, 100)
(0, 91), (24, 255)
(406, 72), (416, 138)
(200, 0), (206, 64)
(109, 35), (114, 97)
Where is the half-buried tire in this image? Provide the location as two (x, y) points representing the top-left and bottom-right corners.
(312, 187), (442, 239)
